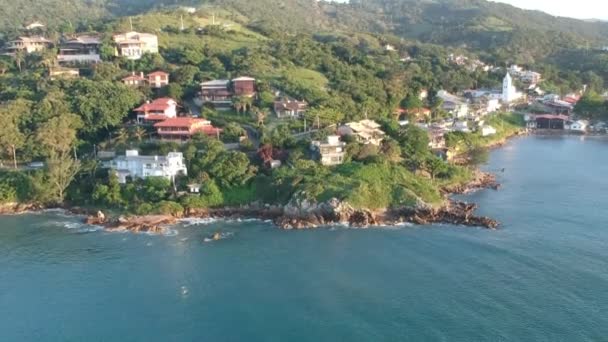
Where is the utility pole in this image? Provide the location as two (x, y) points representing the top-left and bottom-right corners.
(129, 17), (133, 31)
(180, 15), (185, 31)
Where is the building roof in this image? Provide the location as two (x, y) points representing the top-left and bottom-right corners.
(232, 76), (256, 82)
(154, 117), (211, 128)
(274, 98), (308, 111)
(148, 71), (169, 77)
(201, 79), (230, 87)
(11, 36), (52, 44)
(134, 98), (177, 112)
(113, 31), (157, 40)
(535, 114), (569, 121)
(65, 35), (101, 45)
(122, 73), (146, 81)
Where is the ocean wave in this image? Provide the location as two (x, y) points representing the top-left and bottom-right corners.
(63, 222), (104, 233)
(179, 217), (218, 226)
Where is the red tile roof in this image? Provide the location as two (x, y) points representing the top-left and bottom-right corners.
(123, 74), (145, 81)
(154, 117), (209, 128)
(154, 117), (222, 136)
(134, 98), (177, 112)
(148, 71), (169, 77)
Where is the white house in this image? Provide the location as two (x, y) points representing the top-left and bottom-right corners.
(338, 120), (385, 146)
(110, 150), (187, 184)
(481, 125), (497, 137)
(112, 32), (159, 60)
(311, 135), (346, 166)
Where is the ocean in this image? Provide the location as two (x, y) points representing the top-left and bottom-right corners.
(1, 135), (607, 341)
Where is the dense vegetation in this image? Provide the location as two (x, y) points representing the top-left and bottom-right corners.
(0, 0), (604, 215)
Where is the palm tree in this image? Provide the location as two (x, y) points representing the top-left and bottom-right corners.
(254, 108), (267, 128)
(113, 128), (130, 146)
(13, 50), (25, 73)
(232, 96), (245, 114)
(130, 126), (147, 142)
(0, 60), (8, 75)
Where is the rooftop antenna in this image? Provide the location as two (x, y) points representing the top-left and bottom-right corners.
(129, 17), (133, 31)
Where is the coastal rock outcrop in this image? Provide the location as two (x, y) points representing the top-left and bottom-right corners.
(275, 197), (499, 230)
(85, 214), (176, 234)
(0, 203), (44, 215)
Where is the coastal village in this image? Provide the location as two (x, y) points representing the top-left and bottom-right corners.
(0, 8), (607, 229)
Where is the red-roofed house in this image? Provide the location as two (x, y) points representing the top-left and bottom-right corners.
(154, 117), (222, 141)
(122, 72), (147, 87)
(147, 71), (170, 88)
(122, 71), (170, 88)
(134, 98), (178, 124)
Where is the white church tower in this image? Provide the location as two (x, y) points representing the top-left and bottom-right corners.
(502, 72), (521, 103)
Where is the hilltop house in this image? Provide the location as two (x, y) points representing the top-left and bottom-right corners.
(4, 36), (52, 54)
(110, 150), (187, 184)
(338, 119), (385, 146)
(134, 98), (178, 124)
(154, 117), (222, 141)
(199, 77), (256, 109)
(200, 79), (232, 109)
(311, 135), (346, 166)
(147, 71), (170, 88)
(123, 71), (170, 88)
(112, 31), (158, 60)
(122, 72), (147, 87)
(274, 98), (308, 118)
(57, 35), (101, 64)
(232, 77), (256, 97)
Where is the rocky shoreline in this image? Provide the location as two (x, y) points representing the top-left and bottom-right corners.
(0, 169), (502, 233)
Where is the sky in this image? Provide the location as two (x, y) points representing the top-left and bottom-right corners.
(490, 0), (608, 20)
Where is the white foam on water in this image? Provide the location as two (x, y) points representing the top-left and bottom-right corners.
(63, 222), (104, 233)
(179, 217), (218, 226)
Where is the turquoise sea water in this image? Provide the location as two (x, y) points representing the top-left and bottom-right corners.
(1, 136), (608, 341)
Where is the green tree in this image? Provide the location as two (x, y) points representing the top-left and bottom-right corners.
(36, 113), (83, 204)
(0, 100), (29, 168)
(67, 79), (142, 134)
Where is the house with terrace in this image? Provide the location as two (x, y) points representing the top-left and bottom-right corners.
(4, 36), (52, 54)
(134, 98), (178, 124)
(112, 31), (158, 60)
(274, 97), (308, 118)
(109, 150), (187, 184)
(122, 71), (170, 88)
(338, 119), (385, 146)
(154, 117), (222, 141)
(57, 35), (101, 64)
(199, 77), (256, 110)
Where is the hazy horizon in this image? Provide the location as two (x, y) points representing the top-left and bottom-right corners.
(328, 0), (608, 21)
